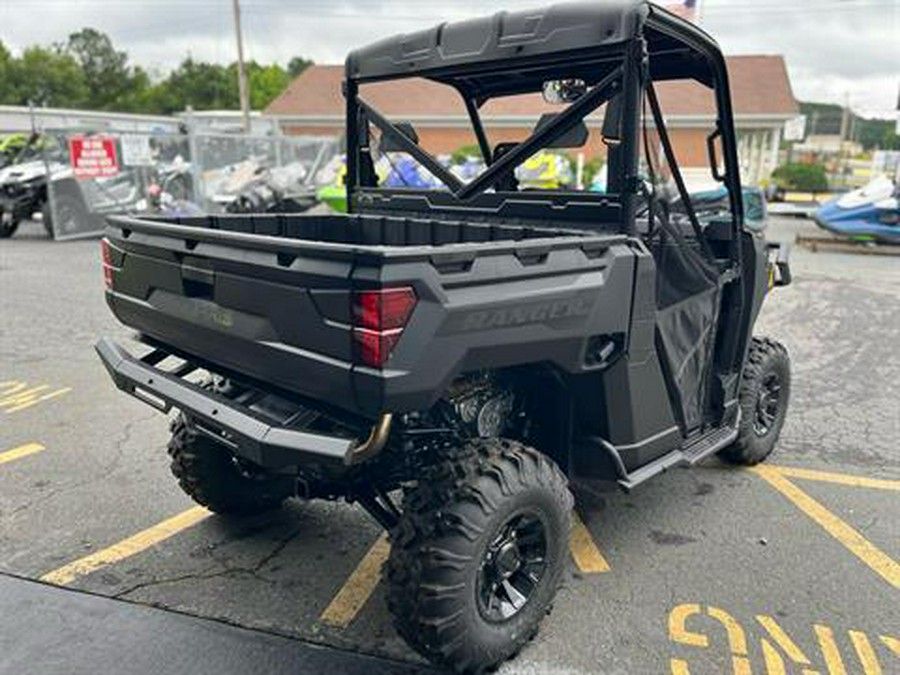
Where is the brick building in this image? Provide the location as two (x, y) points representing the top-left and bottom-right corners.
(266, 55), (797, 184)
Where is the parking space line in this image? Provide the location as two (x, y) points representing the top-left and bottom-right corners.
(320, 508), (611, 629)
(752, 465), (900, 590)
(40, 506), (210, 586)
(0, 443), (46, 465)
(768, 465), (900, 492)
(0, 381), (71, 414)
(570, 511), (611, 573)
(320, 532), (390, 628)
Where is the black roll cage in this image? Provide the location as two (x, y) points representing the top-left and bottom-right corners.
(343, 4), (744, 261)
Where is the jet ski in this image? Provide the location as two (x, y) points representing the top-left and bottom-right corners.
(814, 175), (900, 244)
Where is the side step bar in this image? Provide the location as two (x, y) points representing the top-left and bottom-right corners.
(95, 337), (358, 468)
(589, 423), (739, 492)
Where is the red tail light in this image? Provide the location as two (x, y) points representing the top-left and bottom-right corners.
(352, 287), (417, 367)
(101, 238), (118, 289)
(353, 287), (417, 331)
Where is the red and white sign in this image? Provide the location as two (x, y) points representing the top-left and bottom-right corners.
(69, 135), (119, 179)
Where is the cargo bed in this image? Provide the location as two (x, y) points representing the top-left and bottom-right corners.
(102, 212), (636, 418)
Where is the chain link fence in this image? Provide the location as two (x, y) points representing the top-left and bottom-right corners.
(22, 127), (338, 241)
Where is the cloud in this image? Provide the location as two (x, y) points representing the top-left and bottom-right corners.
(1, 0), (897, 116)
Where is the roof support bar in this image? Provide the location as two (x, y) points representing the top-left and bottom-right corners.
(646, 81), (715, 260)
(357, 99), (463, 192)
(454, 65), (624, 201)
(463, 94), (493, 165)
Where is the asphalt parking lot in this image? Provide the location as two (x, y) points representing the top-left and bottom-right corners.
(1, 216), (898, 674)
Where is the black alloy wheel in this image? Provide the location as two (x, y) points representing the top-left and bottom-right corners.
(476, 511), (548, 623)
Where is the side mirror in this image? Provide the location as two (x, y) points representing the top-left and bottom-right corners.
(542, 79), (587, 105)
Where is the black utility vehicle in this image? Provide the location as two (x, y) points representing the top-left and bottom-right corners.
(98, 2), (792, 672)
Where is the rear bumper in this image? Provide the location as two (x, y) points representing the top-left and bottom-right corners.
(95, 337), (358, 468)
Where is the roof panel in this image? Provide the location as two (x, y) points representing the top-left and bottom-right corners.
(345, 1), (647, 82)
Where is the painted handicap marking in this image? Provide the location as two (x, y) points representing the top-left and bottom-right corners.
(0, 380), (71, 414)
(752, 464), (900, 590)
(0, 443), (46, 465)
(668, 603), (899, 674)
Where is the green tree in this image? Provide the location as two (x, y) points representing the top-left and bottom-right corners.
(0, 41), (15, 103)
(242, 62), (291, 109)
(153, 58), (237, 113)
(0, 29), (313, 116)
(8, 45), (87, 107)
(287, 56), (312, 78)
(857, 118), (900, 151)
(66, 28), (145, 109)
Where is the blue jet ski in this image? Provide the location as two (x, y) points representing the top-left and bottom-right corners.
(814, 176), (900, 244)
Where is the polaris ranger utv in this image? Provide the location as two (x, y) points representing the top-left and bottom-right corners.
(97, 2), (791, 671)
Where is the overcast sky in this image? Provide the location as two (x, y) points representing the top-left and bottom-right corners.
(1, 0), (897, 118)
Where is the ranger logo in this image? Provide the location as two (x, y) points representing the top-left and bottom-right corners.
(454, 295), (594, 332)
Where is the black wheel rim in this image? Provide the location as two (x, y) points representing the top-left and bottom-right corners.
(753, 372), (782, 436)
(476, 511), (548, 623)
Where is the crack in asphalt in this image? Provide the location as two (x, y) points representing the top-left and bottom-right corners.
(2, 410), (161, 520)
(111, 526), (306, 600)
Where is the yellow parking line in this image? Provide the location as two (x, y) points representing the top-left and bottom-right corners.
(320, 532), (390, 627)
(752, 465), (900, 590)
(570, 511), (611, 573)
(767, 465), (900, 492)
(881, 635), (900, 658)
(0, 443), (46, 465)
(849, 630), (882, 675)
(40, 506), (210, 586)
(320, 509), (611, 629)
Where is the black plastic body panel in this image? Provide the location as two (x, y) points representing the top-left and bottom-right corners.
(346, 2), (643, 84)
(103, 213), (642, 422)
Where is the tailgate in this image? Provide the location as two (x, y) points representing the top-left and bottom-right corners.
(103, 221), (360, 411)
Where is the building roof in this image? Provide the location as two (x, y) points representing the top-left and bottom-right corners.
(266, 55), (797, 124)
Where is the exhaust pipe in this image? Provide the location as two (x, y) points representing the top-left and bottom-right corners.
(350, 413), (393, 463)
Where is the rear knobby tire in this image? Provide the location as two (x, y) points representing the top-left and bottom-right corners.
(719, 337), (791, 465)
(386, 438), (573, 674)
(168, 414), (293, 515)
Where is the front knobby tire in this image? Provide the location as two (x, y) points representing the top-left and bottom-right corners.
(720, 337), (791, 466)
(386, 438), (573, 674)
(168, 414), (293, 515)
(0, 211), (18, 238)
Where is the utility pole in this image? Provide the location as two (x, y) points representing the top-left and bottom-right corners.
(839, 92), (850, 144)
(232, 0), (251, 134)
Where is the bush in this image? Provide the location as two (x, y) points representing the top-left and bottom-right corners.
(771, 162), (828, 192)
(582, 157), (604, 186)
(450, 144), (483, 165)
